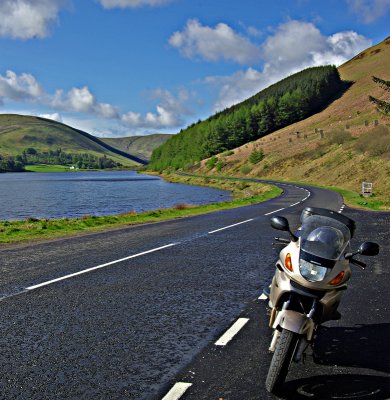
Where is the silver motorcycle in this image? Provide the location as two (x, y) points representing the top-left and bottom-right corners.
(264, 207), (379, 394)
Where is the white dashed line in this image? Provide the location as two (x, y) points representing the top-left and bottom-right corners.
(208, 219), (254, 234)
(162, 382), (192, 400)
(264, 207), (286, 216)
(215, 318), (249, 346)
(26, 243), (179, 291)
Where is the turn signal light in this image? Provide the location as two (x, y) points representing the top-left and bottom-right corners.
(285, 253), (293, 272)
(329, 271), (345, 286)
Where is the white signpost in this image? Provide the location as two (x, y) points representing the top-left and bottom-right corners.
(362, 182), (373, 197)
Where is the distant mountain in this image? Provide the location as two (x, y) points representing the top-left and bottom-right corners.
(102, 134), (173, 161)
(0, 114), (147, 166)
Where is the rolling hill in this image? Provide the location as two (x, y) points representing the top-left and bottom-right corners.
(0, 114), (147, 167)
(194, 36), (390, 209)
(102, 134), (173, 161)
(150, 65), (346, 169)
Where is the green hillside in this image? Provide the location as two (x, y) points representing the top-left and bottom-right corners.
(0, 114), (146, 171)
(150, 65), (345, 170)
(102, 133), (172, 161)
(194, 36), (390, 209)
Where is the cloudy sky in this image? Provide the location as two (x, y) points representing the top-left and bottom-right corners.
(0, 0), (389, 137)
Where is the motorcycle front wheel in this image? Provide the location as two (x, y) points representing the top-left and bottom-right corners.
(265, 328), (299, 394)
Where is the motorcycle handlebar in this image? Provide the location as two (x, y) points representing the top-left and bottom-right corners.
(274, 237), (290, 244)
(350, 258), (367, 269)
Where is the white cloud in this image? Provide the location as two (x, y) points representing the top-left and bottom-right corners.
(0, 0), (68, 39)
(346, 0), (390, 23)
(99, 0), (174, 8)
(261, 21), (371, 77)
(169, 19), (262, 64)
(0, 70), (44, 103)
(121, 89), (192, 128)
(51, 86), (120, 118)
(38, 112), (63, 122)
(206, 68), (269, 111)
(0, 69), (190, 130)
(206, 20), (372, 111)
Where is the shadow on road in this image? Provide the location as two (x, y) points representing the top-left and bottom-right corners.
(313, 323), (390, 373)
(281, 374), (390, 400)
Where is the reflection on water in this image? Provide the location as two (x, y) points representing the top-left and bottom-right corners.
(0, 171), (231, 220)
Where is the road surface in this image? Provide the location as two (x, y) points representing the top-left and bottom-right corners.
(0, 182), (388, 399)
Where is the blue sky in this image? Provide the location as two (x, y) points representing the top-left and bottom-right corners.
(0, 0), (389, 137)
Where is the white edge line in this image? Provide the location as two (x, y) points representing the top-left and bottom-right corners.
(289, 201), (301, 207)
(26, 243), (178, 291)
(264, 207), (285, 216)
(208, 219), (253, 234)
(215, 318), (249, 346)
(162, 382), (192, 400)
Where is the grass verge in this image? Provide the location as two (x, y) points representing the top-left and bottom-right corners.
(235, 176), (389, 211)
(24, 164), (72, 172)
(314, 185), (389, 211)
(0, 176), (282, 245)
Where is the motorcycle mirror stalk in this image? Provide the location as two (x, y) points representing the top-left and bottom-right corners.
(345, 241), (380, 259)
(270, 216), (299, 242)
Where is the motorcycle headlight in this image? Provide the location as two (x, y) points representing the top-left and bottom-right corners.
(299, 259), (328, 282)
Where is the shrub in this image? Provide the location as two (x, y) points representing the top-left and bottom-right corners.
(249, 148), (264, 164)
(216, 160), (226, 172)
(240, 164), (252, 174)
(327, 129), (352, 145)
(238, 181), (250, 190)
(354, 125), (390, 156)
(221, 150), (234, 157)
(174, 203), (191, 210)
(205, 156), (218, 170)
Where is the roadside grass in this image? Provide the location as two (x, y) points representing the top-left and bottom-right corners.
(168, 171), (389, 211)
(0, 179), (282, 245)
(317, 185), (389, 211)
(253, 178), (389, 211)
(24, 164), (72, 172)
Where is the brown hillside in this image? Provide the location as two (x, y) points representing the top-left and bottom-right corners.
(196, 36), (390, 209)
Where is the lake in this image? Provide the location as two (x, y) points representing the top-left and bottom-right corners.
(0, 171), (231, 221)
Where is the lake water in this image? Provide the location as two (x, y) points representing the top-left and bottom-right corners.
(0, 171), (231, 221)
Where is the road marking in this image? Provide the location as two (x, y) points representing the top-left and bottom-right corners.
(215, 318), (249, 346)
(259, 293), (268, 300)
(339, 204), (345, 213)
(264, 207), (286, 216)
(26, 243), (178, 291)
(208, 219), (253, 234)
(162, 382), (192, 400)
(289, 201), (301, 207)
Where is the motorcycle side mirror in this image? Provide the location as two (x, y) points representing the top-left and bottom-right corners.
(358, 241), (379, 256)
(270, 216), (289, 231)
(270, 216), (298, 242)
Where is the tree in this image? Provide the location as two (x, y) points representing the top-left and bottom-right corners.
(369, 76), (390, 115)
(249, 148), (264, 164)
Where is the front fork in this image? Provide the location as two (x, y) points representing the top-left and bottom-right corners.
(269, 297), (318, 361)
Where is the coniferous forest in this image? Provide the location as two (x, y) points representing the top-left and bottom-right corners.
(150, 66), (345, 170)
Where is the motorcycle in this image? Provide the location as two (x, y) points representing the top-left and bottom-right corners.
(264, 207), (379, 394)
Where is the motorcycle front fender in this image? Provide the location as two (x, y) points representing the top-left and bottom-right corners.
(273, 309), (315, 341)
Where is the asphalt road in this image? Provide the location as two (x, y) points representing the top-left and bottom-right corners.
(0, 183), (388, 400)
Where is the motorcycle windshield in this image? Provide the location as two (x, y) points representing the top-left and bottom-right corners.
(298, 215), (351, 260)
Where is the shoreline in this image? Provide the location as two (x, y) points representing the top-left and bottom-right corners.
(0, 173), (282, 246)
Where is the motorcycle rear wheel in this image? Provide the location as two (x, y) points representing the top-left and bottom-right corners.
(265, 328), (299, 394)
